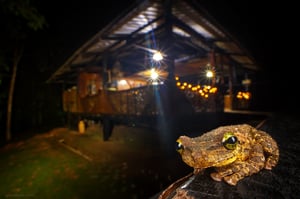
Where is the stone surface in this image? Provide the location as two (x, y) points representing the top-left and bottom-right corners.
(154, 113), (300, 199)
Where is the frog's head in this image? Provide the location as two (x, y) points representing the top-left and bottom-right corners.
(176, 131), (241, 169)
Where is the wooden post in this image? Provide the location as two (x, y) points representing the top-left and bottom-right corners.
(102, 117), (114, 141)
(157, 0), (179, 155)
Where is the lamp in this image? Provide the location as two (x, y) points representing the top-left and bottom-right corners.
(206, 70), (214, 78)
(150, 68), (159, 81)
(152, 51), (163, 61)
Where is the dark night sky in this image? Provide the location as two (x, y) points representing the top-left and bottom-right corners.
(27, 0), (296, 113)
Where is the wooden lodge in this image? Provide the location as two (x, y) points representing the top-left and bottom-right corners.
(47, 0), (260, 139)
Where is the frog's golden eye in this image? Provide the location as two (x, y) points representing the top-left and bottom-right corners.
(176, 140), (184, 153)
(222, 132), (238, 150)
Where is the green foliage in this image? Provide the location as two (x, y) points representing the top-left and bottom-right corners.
(0, 0), (47, 31)
(0, 0), (47, 78)
(0, 0), (47, 133)
(0, 0), (47, 52)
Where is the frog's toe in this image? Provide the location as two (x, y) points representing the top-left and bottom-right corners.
(210, 172), (222, 181)
(265, 157), (278, 170)
(224, 176), (238, 186)
(264, 162), (276, 170)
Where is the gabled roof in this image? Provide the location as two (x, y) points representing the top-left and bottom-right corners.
(47, 0), (259, 84)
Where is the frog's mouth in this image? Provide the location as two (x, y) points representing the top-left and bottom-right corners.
(200, 142), (240, 168)
(212, 155), (238, 167)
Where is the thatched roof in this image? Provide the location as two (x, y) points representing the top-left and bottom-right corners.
(47, 0), (259, 84)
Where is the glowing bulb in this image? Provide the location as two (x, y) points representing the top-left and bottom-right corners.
(150, 68), (159, 80)
(119, 79), (127, 85)
(206, 70), (214, 78)
(153, 51), (163, 61)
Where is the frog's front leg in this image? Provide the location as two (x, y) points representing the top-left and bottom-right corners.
(211, 144), (266, 186)
(255, 130), (279, 169)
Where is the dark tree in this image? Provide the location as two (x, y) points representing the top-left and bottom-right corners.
(0, 0), (46, 141)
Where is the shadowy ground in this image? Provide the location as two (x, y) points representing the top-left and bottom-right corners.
(1, 112), (298, 199)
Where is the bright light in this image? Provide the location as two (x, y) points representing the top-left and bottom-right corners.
(206, 70), (214, 78)
(118, 79), (127, 85)
(152, 51), (163, 61)
(236, 91), (251, 100)
(150, 68), (159, 80)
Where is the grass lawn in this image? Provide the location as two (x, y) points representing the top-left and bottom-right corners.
(0, 126), (191, 199)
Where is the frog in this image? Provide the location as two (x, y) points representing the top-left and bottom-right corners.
(176, 124), (279, 186)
